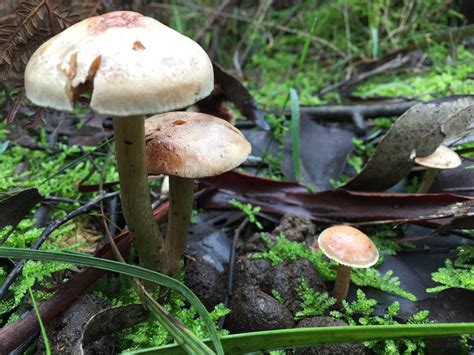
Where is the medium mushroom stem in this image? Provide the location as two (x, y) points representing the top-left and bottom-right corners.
(416, 168), (436, 193)
(333, 264), (351, 303)
(164, 176), (194, 275)
(113, 116), (164, 272)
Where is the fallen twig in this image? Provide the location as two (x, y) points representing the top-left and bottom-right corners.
(219, 216), (248, 329)
(282, 100), (417, 132)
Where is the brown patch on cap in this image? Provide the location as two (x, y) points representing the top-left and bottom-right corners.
(144, 111), (251, 178)
(71, 55), (102, 104)
(133, 40), (146, 50)
(88, 11), (144, 34)
(317, 225), (379, 268)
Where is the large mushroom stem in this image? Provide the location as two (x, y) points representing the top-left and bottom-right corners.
(113, 116), (165, 272)
(333, 264), (351, 303)
(416, 168), (437, 193)
(164, 176), (194, 275)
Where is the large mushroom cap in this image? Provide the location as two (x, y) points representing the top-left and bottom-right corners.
(317, 225), (379, 268)
(145, 112), (251, 178)
(25, 11), (213, 116)
(414, 145), (461, 169)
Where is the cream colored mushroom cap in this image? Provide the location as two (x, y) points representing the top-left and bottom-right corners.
(145, 112), (251, 178)
(414, 145), (461, 169)
(317, 225), (379, 268)
(24, 11), (213, 116)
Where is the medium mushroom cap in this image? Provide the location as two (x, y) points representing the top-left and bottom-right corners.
(317, 225), (379, 268)
(145, 112), (251, 178)
(414, 145), (461, 169)
(24, 11), (213, 116)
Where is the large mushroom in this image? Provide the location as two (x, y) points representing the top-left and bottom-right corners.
(315, 225), (379, 303)
(145, 111), (251, 274)
(24, 11), (214, 273)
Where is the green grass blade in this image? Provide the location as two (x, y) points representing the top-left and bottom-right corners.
(298, 16), (318, 69)
(0, 248), (222, 355)
(289, 88), (301, 181)
(28, 285), (51, 355)
(124, 323), (474, 355)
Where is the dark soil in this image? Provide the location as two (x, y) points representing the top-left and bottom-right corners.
(224, 285), (295, 333)
(260, 258), (326, 315)
(35, 294), (115, 354)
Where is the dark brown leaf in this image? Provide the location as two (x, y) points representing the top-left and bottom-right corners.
(0, 188), (43, 229)
(199, 171), (473, 225)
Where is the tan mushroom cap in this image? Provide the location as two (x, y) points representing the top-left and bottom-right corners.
(24, 11), (213, 116)
(317, 225), (379, 268)
(145, 112), (251, 178)
(414, 145), (461, 169)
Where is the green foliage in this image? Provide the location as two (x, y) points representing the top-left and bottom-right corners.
(294, 279), (336, 320)
(0, 221), (75, 322)
(352, 268), (416, 301)
(96, 272), (229, 351)
(355, 45), (474, 100)
(228, 199), (263, 230)
(253, 233), (335, 280)
(271, 289), (288, 306)
(427, 259), (474, 293)
(0, 123), (117, 198)
(253, 233), (415, 300)
(331, 290), (430, 354)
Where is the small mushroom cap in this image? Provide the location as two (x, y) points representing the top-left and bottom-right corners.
(145, 112), (251, 178)
(25, 11), (213, 116)
(414, 145), (461, 169)
(317, 225), (379, 268)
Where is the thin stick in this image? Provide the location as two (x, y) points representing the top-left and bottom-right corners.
(219, 216), (248, 329)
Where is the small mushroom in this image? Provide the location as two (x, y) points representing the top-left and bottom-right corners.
(145, 111), (251, 274)
(24, 11), (214, 273)
(414, 145), (461, 193)
(316, 225), (379, 303)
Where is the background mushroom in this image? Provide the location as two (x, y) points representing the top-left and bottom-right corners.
(414, 145), (462, 193)
(145, 111), (251, 274)
(316, 225), (379, 303)
(24, 11), (214, 273)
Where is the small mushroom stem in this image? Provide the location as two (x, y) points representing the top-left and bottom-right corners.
(113, 116), (164, 272)
(333, 264), (351, 303)
(416, 168), (437, 193)
(164, 175), (194, 274)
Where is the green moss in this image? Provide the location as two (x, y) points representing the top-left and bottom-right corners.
(355, 45), (474, 100)
(294, 279), (336, 320)
(330, 289), (430, 354)
(95, 273), (229, 351)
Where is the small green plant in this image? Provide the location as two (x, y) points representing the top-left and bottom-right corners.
(228, 199), (263, 230)
(331, 289), (430, 354)
(271, 289), (288, 306)
(427, 259), (474, 293)
(294, 279), (336, 320)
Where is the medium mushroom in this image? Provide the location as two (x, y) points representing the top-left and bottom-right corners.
(316, 225), (379, 303)
(414, 145), (462, 193)
(24, 11), (214, 272)
(144, 111), (251, 274)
